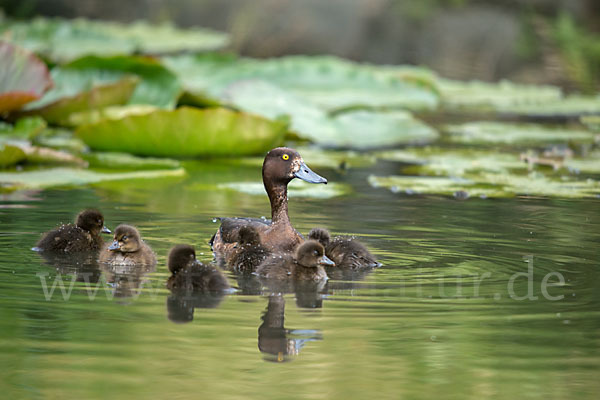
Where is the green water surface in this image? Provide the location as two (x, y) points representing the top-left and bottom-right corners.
(1, 159), (599, 400)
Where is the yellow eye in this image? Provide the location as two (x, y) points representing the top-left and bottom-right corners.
(282, 154), (289, 161)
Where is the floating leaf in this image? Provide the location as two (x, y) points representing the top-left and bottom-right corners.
(0, 17), (229, 62)
(438, 79), (562, 110)
(224, 80), (437, 148)
(0, 41), (52, 113)
(32, 128), (87, 153)
(66, 105), (157, 127)
(163, 54), (439, 112)
(84, 152), (181, 170)
(368, 173), (600, 199)
(65, 56), (181, 108)
(76, 107), (287, 157)
(218, 180), (351, 199)
(0, 143), (26, 168)
(0, 116), (46, 139)
(496, 95), (600, 118)
(22, 66), (139, 124)
(446, 121), (595, 145)
(0, 167), (185, 192)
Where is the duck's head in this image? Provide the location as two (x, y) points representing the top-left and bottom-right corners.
(76, 209), (111, 235)
(334, 239), (381, 269)
(168, 244), (196, 274)
(108, 224), (142, 253)
(295, 240), (335, 268)
(262, 147), (327, 186)
(307, 227), (331, 247)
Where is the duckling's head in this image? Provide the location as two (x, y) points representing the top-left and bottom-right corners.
(307, 227), (331, 247)
(108, 224), (142, 253)
(168, 244), (196, 274)
(334, 239), (381, 269)
(238, 226), (261, 246)
(262, 147), (327, 186)
(76, 209), (111, 235)
(295, 240), (335, 268)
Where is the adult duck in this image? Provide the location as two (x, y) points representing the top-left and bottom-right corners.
(211, 147), (327, 258)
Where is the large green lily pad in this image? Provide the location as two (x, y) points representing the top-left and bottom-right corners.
(0, 17), (229, 62)
(83, 152), (181, 170)
(76, 107), (287, 157)
(0, 41), (52, 113)
(163, 54), (439, 112)
(22, 67), (139, 124)
(446, 121), (595, 145)
(0, 143), (26, 168)
(224, 80), (438, 148)
(65, 56), (181, 108)
(0, 116), (47, 139)
(0, 167), (185, 192)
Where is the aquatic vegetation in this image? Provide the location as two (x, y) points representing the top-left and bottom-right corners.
(218, 180), (351, 199)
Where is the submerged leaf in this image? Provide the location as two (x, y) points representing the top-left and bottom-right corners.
(0, 167), (185, 192)
(76, 107), (287, 157)
(446, 121), (595, 145)
(0, 41), (52, 113)
(218, 180), (351, 199)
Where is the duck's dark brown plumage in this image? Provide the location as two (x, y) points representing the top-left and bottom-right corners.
(35, 209), (111, 253)
(99, 224), (156, 266)
(308, 227), (380, 269)
(212, 147), (327, 260)
(256, 240), (334, 282)
(167, 244), (230, 292)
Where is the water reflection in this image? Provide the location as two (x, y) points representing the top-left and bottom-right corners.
(99, 262), (156, 300)
(166, 292), (227, 323)
(36, 251), (103, 284)
(258, 294), (322, 362)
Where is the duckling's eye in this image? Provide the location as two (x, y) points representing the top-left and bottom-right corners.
(121, 235), (128, 241)
(313, 250), (318, 256)
(282, 154), (289, 161)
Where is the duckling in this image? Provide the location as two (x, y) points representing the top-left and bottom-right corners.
(225, 226), (269, 273)
(308, 227), (380, 269)
(99, 224), (156, 266)
(166, 244), (230, 293)
(35, 209), (111, 252)
(256, 240), (334, 282)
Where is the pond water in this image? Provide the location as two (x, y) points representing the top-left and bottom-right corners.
(1, 158), (599, 399)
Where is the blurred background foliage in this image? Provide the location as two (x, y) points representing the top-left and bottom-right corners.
(1, 0), (598, 93)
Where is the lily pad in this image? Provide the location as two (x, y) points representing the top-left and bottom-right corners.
(32, 128), (87, 153)
(84, 152), (181, 170)
(20, 145), (87, 166)
(22, 67), (139, 124)
(65, 105), (157, 127)
(218, 180), (351, 199)
(0, 167), (185, 192)
(446, 121), (595, 145)
(438, 78), (562, 110)
(0, 41), (52, 113)
(0, 17), (229, 62)
(0, 116), (46, 139)
(76, 107), (287, 157)
(376, 147), (526, 176)
(223, 80), (437, 148)
(368, 172), (600, 199)
(496, 95), (600, 118)
(163, 54), (439, 112)
(0, 143), (26, 168)
(65, 56), (181, 108)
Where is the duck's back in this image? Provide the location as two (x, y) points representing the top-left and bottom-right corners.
(167, 263), (229, 292)
(36, 224), (100, 252)
(256, 254), (295, 280)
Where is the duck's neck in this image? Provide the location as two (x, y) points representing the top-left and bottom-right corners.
(266, 181), (291, 225)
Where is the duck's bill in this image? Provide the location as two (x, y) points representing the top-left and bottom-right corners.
(318, 255), (335, 266)
(108, 240), (120, 251)
(102, 226), (112, 234)
(295, 162), (327, 184)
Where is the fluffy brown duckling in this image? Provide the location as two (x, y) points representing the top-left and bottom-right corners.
(225, 226), (269, 273)
(256, 240), (334, 282)
(166, 244), (230, 293)
(35, 209), (111, 252)
(99, 224), (156, 266)
(308, 227), (380, 269)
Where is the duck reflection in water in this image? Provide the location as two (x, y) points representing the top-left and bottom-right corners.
(99, 262), (156, 301)
(258, 294), (322, 363)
